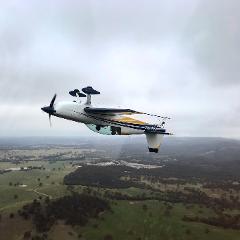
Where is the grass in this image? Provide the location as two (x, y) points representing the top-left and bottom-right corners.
(0, 160), (74, 212)
(78, 200), (240, 240)
(1, 160), (240, 240)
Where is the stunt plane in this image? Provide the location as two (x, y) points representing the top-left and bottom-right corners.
(41, 86), (172, 153)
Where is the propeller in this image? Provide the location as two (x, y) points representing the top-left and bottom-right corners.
(50, 94), (57, 108)
(49, 94), (56, 127)
(41, 94), (57, 127)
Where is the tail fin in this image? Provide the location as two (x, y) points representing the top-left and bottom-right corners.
(82, 86), (100, 105)
(145, 133), (164, 153)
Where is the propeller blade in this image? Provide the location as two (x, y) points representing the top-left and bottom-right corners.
(41, 94), (56, 128)
(50, 94), (57, 108)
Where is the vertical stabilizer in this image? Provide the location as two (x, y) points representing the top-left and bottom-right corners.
(145, 133), (164, 153)
(82, 86), (100, 105)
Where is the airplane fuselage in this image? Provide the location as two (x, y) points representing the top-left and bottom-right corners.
(44, 101), (167, 136)
(41, 87), (172, 153)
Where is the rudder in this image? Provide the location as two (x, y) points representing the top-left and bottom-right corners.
(145, 133), (164, 153)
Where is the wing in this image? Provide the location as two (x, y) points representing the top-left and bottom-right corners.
(84, 107), (142, 116)
(84, 107), (170, 119)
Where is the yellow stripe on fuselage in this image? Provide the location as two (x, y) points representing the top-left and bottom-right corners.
(117, 117), (147, 125)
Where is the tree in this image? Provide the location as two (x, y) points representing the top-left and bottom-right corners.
(45, 197), (50, 204)
(205, 228), (210, 234)
(23, 231), (31, 239)
(104, 234), (113, 240)
(164, 209), (171, 217)
(142, 204), (148, 211)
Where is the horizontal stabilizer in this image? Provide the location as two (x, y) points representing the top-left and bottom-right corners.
(69, 89), (86, 97)
(82, 86), (100, 95)
(145, 133), (164, 153)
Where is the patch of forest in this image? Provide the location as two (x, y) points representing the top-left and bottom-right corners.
(183, 213), (240, 230)
(64, 165), (143, 188)
(103, 189), (240, 211)
(18, 193), (110, 233)
(64, 163), (240, 190)
(63, 165), (240, 212)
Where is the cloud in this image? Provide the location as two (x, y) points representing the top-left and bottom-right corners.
(0, 0), (239, 137)
(183, 0), (240, 86)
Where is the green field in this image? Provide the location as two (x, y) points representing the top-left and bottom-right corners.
(0, 160), (240, 240)
(79, 201), (240, 240)
(0, 161), (74, 212)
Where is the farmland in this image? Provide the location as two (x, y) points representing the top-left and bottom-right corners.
(0, 137), (240, 240)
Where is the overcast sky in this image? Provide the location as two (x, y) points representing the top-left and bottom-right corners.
(0, 0), (239, 138)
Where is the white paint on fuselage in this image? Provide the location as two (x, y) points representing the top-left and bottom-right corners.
(52, 101), (144, 135)
(54, 101), (90, 123)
